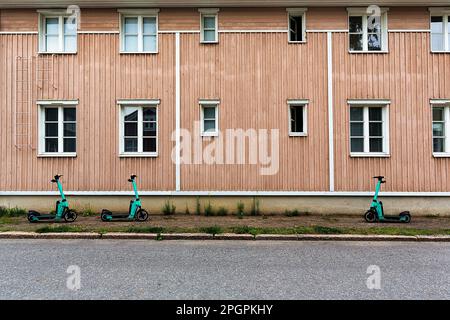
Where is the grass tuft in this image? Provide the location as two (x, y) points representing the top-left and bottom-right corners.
(162, 200), (176, 216)
(200, 225), (223, 236)
(35, 225), (84, 233)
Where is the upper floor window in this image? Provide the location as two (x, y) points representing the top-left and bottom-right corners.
(118, 100), (159, 157)
(288, 100), (308, 136)
(119, 9), (159, 53)
(199, 8), (219, 43)
(431, 100), (450, 155)
(348, 100), (390, 157)
(38, 10), (77, 53)
(430, 8), (450, 52)
(287, 8), (307, 43)
(347, 8), (388, 52)
(37, 100), (78, 156)
(200, 100), (219, 136)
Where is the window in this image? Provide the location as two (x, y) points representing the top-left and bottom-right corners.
(38, 101), (77, 156)
(347, 8), (388, 52)
(200, 100), (219, 136)
(287, 8), (307, 42)
(288, 100), (308, 136)
(430, 8), (450, 52)
(199, 8), (219, 43)
(38, 11), (77, 53)
(349, 101), (389, 156)
(119, 101), (159, 156)
(431, 101), (450, 155)
(119, 9), (159, 53)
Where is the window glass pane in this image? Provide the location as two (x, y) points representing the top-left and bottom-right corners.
(203, 107), (216, 119)
(369, 108), (382, 121)
(124, 17), (138, 33)
(143, 138), (157, 152)
(203, 16), (216, 29)
(203, 30), (216, 42)
(431, 34), (444, 51)
(63, 108), (76, 121)
(369, 122), (383, 136)
(351, 138), (364, 152)
(123, 107), (138, 121)
(368, 34), (381, 51)
(124, 123), (138, 136)
(64, 17), (77, 35)
(369, 138), (383, 152)
(350, 123), (364, 136)
(63, 123), (76, 137)
(46, 35), (59, 52)
(433, 107), (444, 121)
(349, 34), (363, 51)
(290, 105), (304, 133)
(45, 138), (58, 152)
(124, 138), (138, 152)
(433, 123), (445, 137)
(204, 120), (216, 132)
(350, 107), (363, 121)
(124, 35), (138, 52)
(143, 17), (156, 34)
(143, 35), (157, 51)
(143, 122), (157, 136)
(367, 16), (381, 33)
(46, 18), (59, 34)
(143, 107), (156, 121)
(289, 15), (303, 41)
(64, 35), (77, 52)
(45, 108), (58, 121)
(63, 138), (76, 152)
(433, 138), (445, 153)
(45, 123), (58, 137)
(431, 16), (443, 33)
(349, 16), (363, 32)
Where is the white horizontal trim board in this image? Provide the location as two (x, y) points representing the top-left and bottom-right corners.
(117, 99), (160, 105)
(78, 31), (120, 34)
(219, 29), (288, 33)
(0, 31), (38, 34)
(36, 99), (79, 105)
(3, 191), (450, 197)
(388, 29), (430, 33)
(348, 99), (391, 105)
(430, 99), (450, 104)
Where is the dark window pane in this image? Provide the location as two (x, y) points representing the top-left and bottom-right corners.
(369, 108), (382, 121)
(63, 138), (76, 152)
(143, 107), (156, 121)
(124, 109), (138, 122)
(433, 107), (444, 121)
(290, 106), (304, 133)
(143, 122), (157, 136)
(369, 138), (383, 152)
(433, 138), (445, 153)
(350, 123), (364, 136)
(349, 16), (363, 32)
(45, 138), (58, 152)
(368, 34), (381, 51)
(143, 138), (157, 152)
(45, 108), (58, 121)
(45, 123), (58, 137)
(124, 138), (138, 152)
(203, 107), (216, 119)
(64, 108), (76, 121)
(349, 34), (363, 51)
(350, 107), (363, 121)
(289, 15), (303, 41)
(367, 16), (381, 33)
(204, 120), (216, 132)
(433, 123), (445, 137)
(369, 122), (383, 136)
(63, 123), (76, 137)
(351, 138), (364, 152)
(124, 123), (138, 136)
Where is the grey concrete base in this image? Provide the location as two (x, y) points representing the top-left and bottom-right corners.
(1, 195), (450, 216)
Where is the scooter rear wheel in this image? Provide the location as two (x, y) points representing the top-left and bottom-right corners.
(64, 209), (78, 223)
(364, 210), (376, 223)
(136, 209), (149, 222)
(401, 213), (411, 223)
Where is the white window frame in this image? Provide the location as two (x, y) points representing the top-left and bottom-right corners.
(348, 100), (390, 157)
(118, 9), (159, 54)
(287, 8), (307, 43)
(429, 8), (450, 53)
(37, 100), (78, 157)
(288, 99), (308, 136)
(118, 99), (160, 157)
(431, 99), (450, 157)
(199, 8), (219, 44)
(200, 99), (219, 137)
(347, 7), (389, 53)
(37, 10), (77, 54)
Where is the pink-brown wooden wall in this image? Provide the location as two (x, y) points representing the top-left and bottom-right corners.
(0, 7), (449, 192)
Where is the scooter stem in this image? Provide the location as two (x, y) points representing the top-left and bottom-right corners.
(373, 180), (382, 201)
(131, 179), (139, 199)
(57, 180), (66, 201)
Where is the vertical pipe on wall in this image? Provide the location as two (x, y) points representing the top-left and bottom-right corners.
(327, 31), (335, 192)
(175, 32), (181, 191)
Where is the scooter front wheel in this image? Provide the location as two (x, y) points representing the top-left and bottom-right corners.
(401, 213), (411, 223)
(136, 209), (149, 222)
(364, 210), (376, 223)
(64, 209), (78, 223)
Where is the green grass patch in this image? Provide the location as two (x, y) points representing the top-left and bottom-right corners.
(200, 225), (223, 236)
(0, 206), (27, 217)
(126, 226), (165, 234)
(35, 225), (84, 233)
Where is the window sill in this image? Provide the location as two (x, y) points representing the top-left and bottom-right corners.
(433, 153), (450, 158)
(119, 153), (158, 158)
(288, 40), (306, 44)
(200, 41), (219, 44)
(431, 51), (450, 54)
(120, 51), (159, 54)
(348, 50), (389, 54)
(201, 132), (219, 137)
(350, 153), (390, 158)
(289, 132), (307, 137)
(37, 153), (77, 158)
(38, 51), (77, 55)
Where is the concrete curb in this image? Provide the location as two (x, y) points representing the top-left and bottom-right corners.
(0, 231), (449, 241)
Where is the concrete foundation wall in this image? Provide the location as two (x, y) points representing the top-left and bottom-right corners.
(1, 196), (449, 216)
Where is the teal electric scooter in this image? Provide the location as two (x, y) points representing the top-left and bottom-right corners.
(27, 175), (77, 223)
(101, 175), (149, 222)
(364, 176), (411, 223)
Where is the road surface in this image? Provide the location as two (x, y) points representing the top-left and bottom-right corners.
(0, 239), (448, 299)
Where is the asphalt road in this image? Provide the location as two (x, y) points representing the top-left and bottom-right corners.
(0, 239), (448, 300)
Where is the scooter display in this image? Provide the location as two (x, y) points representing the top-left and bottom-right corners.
(27, 175), (77, 223)
(364, 176), (411, 223)
(101, 175), (149, 222)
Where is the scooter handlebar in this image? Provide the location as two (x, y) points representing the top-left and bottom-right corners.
(51, 175), (63, 183)
(128, 175), (137, 182)
(373, 176), (386, 183)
